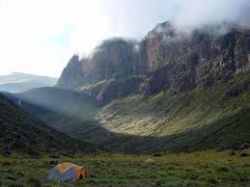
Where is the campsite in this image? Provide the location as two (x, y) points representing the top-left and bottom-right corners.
(0, 150), (250, 186)
(1, 0), (250, 186)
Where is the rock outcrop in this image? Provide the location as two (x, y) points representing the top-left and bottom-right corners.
(57, 55), (85, 89)
(57, 21), (250, 103)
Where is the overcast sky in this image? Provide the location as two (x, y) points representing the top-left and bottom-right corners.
(0, 0), (249, 77)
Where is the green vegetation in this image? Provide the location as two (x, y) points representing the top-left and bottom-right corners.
(94, 73), (250, 152)
(14, 73), (250, 153)
(0, 150), (249, 186)
(79, 79), (115, 91)
(0, 93), (95, 156)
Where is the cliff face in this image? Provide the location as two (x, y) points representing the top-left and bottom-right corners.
(57, 21), (250, 103)
(56, 55), (85, 89)
(142, 23), (250, 95)
(57, 38), (141, 90)
(90, 38), (140, 81)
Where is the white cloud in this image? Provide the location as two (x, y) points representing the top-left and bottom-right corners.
(172, 0), (250, 29)
(0, 0), (113, 77)
(0, 0), (249, 77)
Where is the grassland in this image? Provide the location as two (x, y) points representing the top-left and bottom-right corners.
(13, 73), (250, 153)
(93, 72), (250, 152)
(0, 150), (250, 187)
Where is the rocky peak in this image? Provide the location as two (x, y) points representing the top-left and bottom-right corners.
(56, 55), (85, 90)
(57, 21), (250, 101)
(90, 38), (139, 81)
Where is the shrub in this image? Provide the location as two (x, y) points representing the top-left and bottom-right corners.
(218, 166), (230, 172)
(27, 177), (41, 187)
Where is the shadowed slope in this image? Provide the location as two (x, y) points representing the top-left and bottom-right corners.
(0, 93), (96, 156)
(13, 73), (250, 153)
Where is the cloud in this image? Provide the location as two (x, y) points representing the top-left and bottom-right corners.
(172, 0), (250, 29)
(0, 0), (112, 76)
(0, 0), (249, 76)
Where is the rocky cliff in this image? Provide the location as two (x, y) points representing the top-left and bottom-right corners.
(57, 55), (85, 89)
(57, 21), (250, 103)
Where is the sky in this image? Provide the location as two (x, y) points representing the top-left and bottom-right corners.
(0, 0), (249, 77)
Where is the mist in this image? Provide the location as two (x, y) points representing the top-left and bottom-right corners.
(0, 0), (250, 76)
(101, 0), (250, 36)
(170, 0), (250, 30)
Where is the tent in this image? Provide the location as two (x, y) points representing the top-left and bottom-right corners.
(49, 162), (88, 180)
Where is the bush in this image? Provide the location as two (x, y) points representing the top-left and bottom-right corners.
(2, 161), (12, 166)
(27, 177), (41, 187)
(8, 182), (25, 187)
(218, 166), (230, 172)
(240, 153), (249, 157)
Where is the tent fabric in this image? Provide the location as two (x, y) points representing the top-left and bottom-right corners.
(48, 162), (87, 180)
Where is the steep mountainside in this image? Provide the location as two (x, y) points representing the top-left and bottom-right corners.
(19, 21), (250, 153)
(57, 39), (140, 91)
(0, 72), (57, 93)
(57, 22), (250, 104)
(0, 93), (95, 156)
(56, 55), (86, 90)
(93, 73), (250, 152)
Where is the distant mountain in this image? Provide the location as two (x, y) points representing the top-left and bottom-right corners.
(0, 72), (57, 93)
(0, 93), (96, 156)
(54, 21), (250, 152)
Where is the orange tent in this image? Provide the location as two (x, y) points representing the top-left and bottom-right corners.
(49, 162), (88, 180)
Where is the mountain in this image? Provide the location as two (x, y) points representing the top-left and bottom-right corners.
(0, 93), (96, 156)
(56, 55), (86, 90)
(0, 72), (57, 93)
(56, 38), (140, 92)
(57, 22), (250, 103)
(19, 21), (250, 153)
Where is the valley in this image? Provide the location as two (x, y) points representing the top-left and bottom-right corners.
(0, 16), (250, 186)
(10, 22), (250, 154)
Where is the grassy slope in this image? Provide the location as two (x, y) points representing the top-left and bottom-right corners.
(0, 93), (95, 156)
(14, 74), (250, 153)
(94, 73), (250, 152)
(0, 149), (249, 186)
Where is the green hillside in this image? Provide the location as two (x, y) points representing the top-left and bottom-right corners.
(92, 73), (250, 152)
(0, 93), (95, 156)
(16, 73), (250, 153)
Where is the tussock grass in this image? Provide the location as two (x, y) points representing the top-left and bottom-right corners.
(0, 150), (249, 186)
(94, 73), (250, 152)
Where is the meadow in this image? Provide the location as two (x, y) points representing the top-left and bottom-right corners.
(0, 149), (250, 187)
